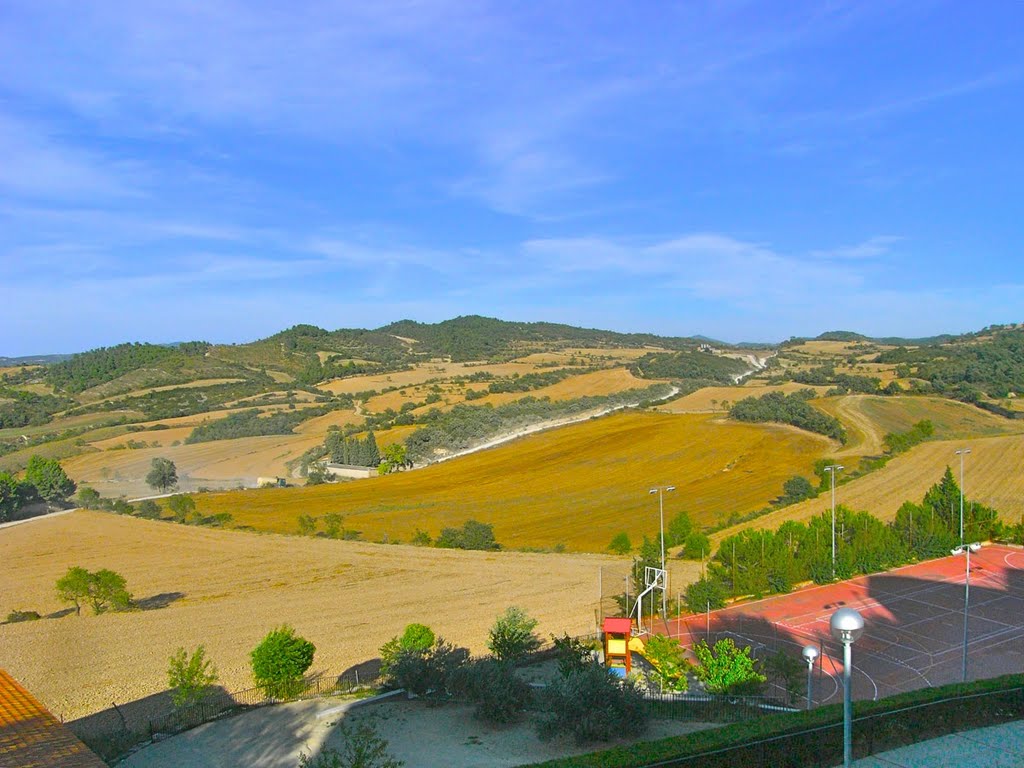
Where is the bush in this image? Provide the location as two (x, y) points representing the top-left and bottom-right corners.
(552, 634), (594, 679)
(136, 499), (161, 519)
(536, 663), (648, 744)
(692, 638), (766, 695)
(167, 494), (196, 523)
(435, 520), (498, 550)
(607, 532), (631, 554)
(642, 634), (689, 692)
(379, 623), (436, 679)
(250, 625), (316, 699)
(679, 531), (711, 560)
(488, 606), (541, 662)
(168, 645), (218, 709)
(453, 658), (534, 723)
(5, 609), (41, 623)
(299, 723), (404, 768)
(387, 638), (469, 698)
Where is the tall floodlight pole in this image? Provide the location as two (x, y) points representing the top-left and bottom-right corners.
(955, 448), (971, 545)
(952, 542), (981, 682)
(831, 608), (866, 768)
(649, 485), (675, 618)
(824, 465), (844, 578)
(802, 645), (819, 710)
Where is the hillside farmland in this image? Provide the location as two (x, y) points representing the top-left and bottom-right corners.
(0, 511), (668, 722)
(194, 411), (829, 551)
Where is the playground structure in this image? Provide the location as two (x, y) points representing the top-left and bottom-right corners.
(602, 617), (634, 677)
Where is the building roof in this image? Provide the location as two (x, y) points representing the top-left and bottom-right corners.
(0, 668), (106, 768)
(602, 617), (634, 634)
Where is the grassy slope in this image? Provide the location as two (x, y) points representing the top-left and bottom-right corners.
(196, 411), (829, 551)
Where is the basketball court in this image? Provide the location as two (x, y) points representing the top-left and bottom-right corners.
(668, 545), (1024, 704)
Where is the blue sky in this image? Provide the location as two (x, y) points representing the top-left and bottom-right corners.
(2, 1), (1023, 355)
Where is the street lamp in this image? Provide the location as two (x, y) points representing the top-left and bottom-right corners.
(649, 485), (675, 618)
(952, 542), (981, 683)
(955, 448), (971, 545)
(823, 465), (844, 578)
(831, 607), (865, 768)
(801, 644), (819, 710)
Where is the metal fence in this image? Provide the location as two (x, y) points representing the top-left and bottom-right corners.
(644, 692), (796, 723)
(635, 684), (1024, 767)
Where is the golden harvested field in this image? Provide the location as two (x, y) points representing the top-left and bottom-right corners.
(0, 511), (673, 722)
(63, 434), (326, 497)
(469, 368), (650, 409)
(813, 395), (1020, 458)
(660, 383), (830, 413)
(196, 411), (829, 551)
(317, 361), (573, 396)
(294, 408), (363, 434)
(712, 433), (1024, 543)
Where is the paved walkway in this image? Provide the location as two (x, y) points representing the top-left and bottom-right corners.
(851, 720), (1024, 767)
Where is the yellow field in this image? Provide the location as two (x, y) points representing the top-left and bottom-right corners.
(318, 361), (571, 396)
(813, 395), (1020, 458)
(195, 411), (830, 551)
(712, 433), (1024, 543)
(660, 383), (830, 413)
(0, 511), (657, 722)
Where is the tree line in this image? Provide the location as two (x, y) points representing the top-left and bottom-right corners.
(683, 467), (1012, 613)
(45, 341), (211, 393)
(632, 350), (749, 383)
(0, 455), (75, 522)
(729, 390), (846, 442)
(403, 384), (673, 462)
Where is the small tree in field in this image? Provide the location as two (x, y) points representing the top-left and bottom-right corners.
(168, 645), (219, 709)
(487, 606), (541, 663)
(251, 625), (316, 699)
(146, 457), (178, 492)
(55, 566), (132, 615)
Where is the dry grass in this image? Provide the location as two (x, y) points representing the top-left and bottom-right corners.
(660, 383), (830, 413)
(195, 411), (829, 551)
(467, 368), (649, 409)
(0, 511), (661, 721)
(318, 362), (549, 396)
(813, 395), (1020, 458)
(712, 433), (1024, 543)
(63, 434), (326, 497)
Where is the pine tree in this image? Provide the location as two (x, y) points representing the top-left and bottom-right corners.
(366, 431), (381, 466)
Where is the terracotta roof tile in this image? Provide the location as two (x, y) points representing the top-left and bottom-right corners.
(0, 668), (106, 768)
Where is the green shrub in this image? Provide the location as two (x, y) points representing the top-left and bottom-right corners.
(454, 658), (534, 723)
(168, 645), (218, 709)
(552, 634), (594, 679)
(488, 606), (541, 662)
(250, 625), (316, 699)
(692, 638), (766, 695)
(387, 638), (469, 698)
(642, 634), (689, 692)
(607, 532), (631, 554)
(379, 623), (436, 680)
(536, 663), (648, 744)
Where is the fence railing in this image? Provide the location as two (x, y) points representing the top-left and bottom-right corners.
(631, 684), (1024, 767)
(644, 692), (796, 724)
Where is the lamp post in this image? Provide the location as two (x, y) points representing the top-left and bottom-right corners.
(952, 542), (981, 683)
(649, 485), (675, 618)
(831, 607), (865, 768)
(802, 644), (819, 710)
(955, 448), (971, 545)
(823, 465), (844, 578)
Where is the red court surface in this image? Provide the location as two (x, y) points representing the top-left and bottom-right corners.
(667, 545), (1024, 705)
